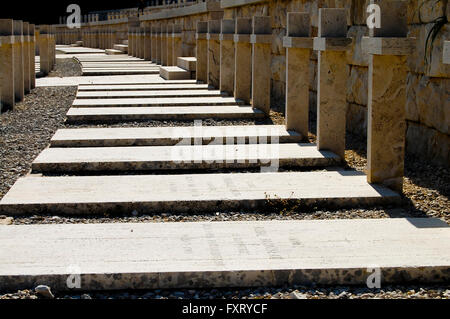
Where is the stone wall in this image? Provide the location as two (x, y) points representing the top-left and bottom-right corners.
(222, 0), (449, 167)
(140, 1), (224, 57)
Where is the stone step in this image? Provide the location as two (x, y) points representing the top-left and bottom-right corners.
(1, 218), (448, 291)
(66, 106), (265, 122)
(76, 89), (226, 99)
(160, 66), (191, 80)
(56, 47), (105, 54)
(82, 68), (159, 72)
(82, 69), (160, 76)
(113, 44), (128, 53)
(77, 83), (210, 91)
(72, 97), (244, 107)
(122, 39), (128, 45)
(80, 62), (158, 67)
(0, 171), (400, 215)
(177, 57), (196, 71)
(50, 125), (302, 147)
(105, 49), (123, 55)
(37, 76), (197, 87)
(32, 143), (337, 173)
(75, 57), (142, 62)
(80, 66), (157, 70)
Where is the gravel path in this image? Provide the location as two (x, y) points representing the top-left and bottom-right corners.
(0, 86), (77, 199)
(48, 58), (82, 77)
(0, 60), (448, 299)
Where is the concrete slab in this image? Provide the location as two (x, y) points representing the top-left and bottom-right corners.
(177, 57), (196, 71)
(81, 65), (159, 68)
(113, 44), (128, 53)
(32, 143), (338, 172)
(0, 171), (400, 215)
(160, 66), (191, 80)
(0, 218), (448, 291)
(76, 89), (225, 99)
(75, 57), (142, 62)
(80, 61), (158, 65)
(56, 47), (105, 54)
(66, 106), (265, 122)
(105, 49), (123, 55)
(77, 84), (210, 91)
(72, 97), (244, 107)
(81, 67), (159, 71)
(50, 125), (302, 147)
(82, 69), (160, 76)
(81, 68), (159, 71)
(36, 75), (196, 87)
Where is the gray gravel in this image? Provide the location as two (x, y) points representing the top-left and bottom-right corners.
(2, 285), (449, 300)
(48, 58), (82, 77)
(64, 117), (276, 128)
(0, 86), (77, 199)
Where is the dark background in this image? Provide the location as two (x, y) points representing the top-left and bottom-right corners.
(0, 0), (156, 24)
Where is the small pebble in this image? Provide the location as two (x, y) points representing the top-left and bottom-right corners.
(35, 285), (54, 299)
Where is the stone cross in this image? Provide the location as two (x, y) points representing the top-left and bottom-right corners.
(107, 28), (112, 50)
(362, 0), (415, 193)
(219, 19), (235, 96)
(233, 18), (252, 104)
(166, 24), (174, 66)
(128, 27), (134, 56)
(29, 24), (36, 90)
(95, 29), (100, 49)
(98, 29), (103, 49)
(0, 19), (15, 110)
(196, 21), (208, 83)
(207, 20), (221, 89)
(160, 23), (168, 66)
(144, 26), (152, 61)
(108, 28), (112, 49)
(151, 24), (160, 63)
(127, 28), (133, 56)
(283, 12), (313, 139)
(156, 23), (162, 64)
(98, 29), (102, 49)
(50, 26), (56, 69)
(133, 27), (139, 57)
(23, 22), (31, 94)
(134, 27), (141, 58)
(39, 25), (52, 76)
(111, 29), (118, 51)
(101, 29), (106, 50)
(128, 17), (140, 57)
(172, 24), (183, 66)
(313, 8), (352, 160)
(139, 27), (145, 59)
(251, 16), (272, 115)
(83, 29), (87, 48)
(132, 28), (138, 57)
(13, 20), (24, 102)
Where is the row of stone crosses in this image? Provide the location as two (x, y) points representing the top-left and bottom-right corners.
(0, 21), (57, 110)
(126, 7), (414, 194)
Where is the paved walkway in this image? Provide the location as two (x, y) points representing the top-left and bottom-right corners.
(74, 54), (160, 75)
(1, 218), (448, 291)
(36, 75), (191, 87)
